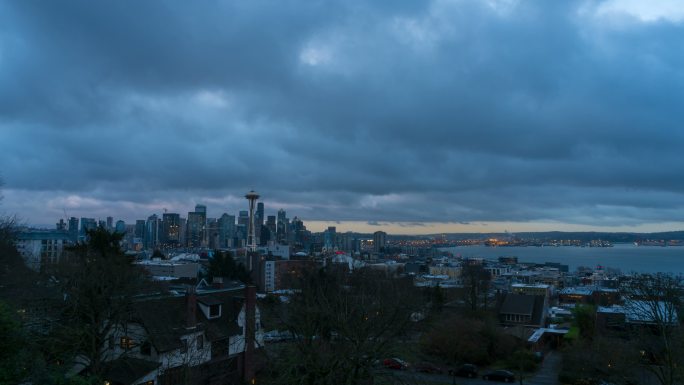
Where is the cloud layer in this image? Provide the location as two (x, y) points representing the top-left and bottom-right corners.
(2, 0), (684, 231)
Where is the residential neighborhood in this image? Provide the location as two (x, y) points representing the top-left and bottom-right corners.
(1, 215), (682, 385)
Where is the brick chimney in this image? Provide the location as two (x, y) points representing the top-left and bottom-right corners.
(186, 285), (197, 329)
(243, 284), (257, 383)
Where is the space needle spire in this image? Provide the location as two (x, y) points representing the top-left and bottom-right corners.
(245, 190), (260, 252)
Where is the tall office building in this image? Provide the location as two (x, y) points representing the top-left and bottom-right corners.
(324, 226), (337, 251)
(290, 217), (306, 246)
(235, 224), (246, 248)
(106, 216), (114, 232)
(179, 217), (187, 246)
(68, 217), (79, 243)
(162, 213), (181, 246)
(186, 209), (206, 248)
(135, 220), (146, 239)
(264, 215), (276, 245)
(80, 218), (96, 237)
(218, 214), (236, 248)
(115, 220), (126, 234)
(259, 224), (271, 246)
(145, 214), (160, 249)
(256, 202), (264, 226)
(206, 218), (219, 249)
(276, 209), (287, 243)
(237, 211), (249, 243)
(266, 216), (276, 234)
(238, 211), (249, 227)
(255, 202), (264, 246)
(373, 231), (387, 253)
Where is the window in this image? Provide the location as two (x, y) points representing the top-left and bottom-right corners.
(180, 339), (188, 353)
(120, 336), (135, 350)
(196, 335), (203, 350)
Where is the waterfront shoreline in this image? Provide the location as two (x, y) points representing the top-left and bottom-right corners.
(439, 243), (684, 274)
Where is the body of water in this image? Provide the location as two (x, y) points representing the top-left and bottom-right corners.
(440, 243), (684, 274)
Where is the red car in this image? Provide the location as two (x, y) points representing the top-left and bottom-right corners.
(383, 358), (409, 370)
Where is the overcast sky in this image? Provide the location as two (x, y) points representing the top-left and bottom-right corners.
(2, 0), (684, 234)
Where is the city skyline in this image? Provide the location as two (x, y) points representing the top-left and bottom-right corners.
(2, 1), (684, 233)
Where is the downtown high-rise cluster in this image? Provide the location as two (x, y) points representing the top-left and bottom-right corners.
(59, 201), (308, 252)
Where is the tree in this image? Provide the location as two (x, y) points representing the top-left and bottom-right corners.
(207, 250), (251, 283)
(266, 267), (421, 385)
(0, 300), (30, 383)
(426, 285), (445, 314)
(561, 274), (684, 385)
(421, 314), (516, 366)
(560, 337), (638, 385)
(0, 175), (19, 260)
(622, 273), (683, 385)
(573, 304), (596, 341)
(460, 262), (492, 311)
(50, 227), (149, 378)
(0, 215), (24, 285)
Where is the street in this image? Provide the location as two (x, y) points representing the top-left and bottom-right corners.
(382, 352), (561, 385)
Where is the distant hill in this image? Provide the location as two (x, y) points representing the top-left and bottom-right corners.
(388, 231), (684, 243)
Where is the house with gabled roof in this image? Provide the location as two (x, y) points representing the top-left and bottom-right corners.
(497, 293), (547, 328)
(102, 283), (262, 385)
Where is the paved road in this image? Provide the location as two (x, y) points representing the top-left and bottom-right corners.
(382, 351), (561, 385)
(525, 351), (561, 385)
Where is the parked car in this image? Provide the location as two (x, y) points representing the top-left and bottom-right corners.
(448, 363), (478, 378)
(382, 358), (409, 370)
(482, 370), (515, 382)
(414, 362), (443, 374)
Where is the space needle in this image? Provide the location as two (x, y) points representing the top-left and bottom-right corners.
(245, 190), (260, 252)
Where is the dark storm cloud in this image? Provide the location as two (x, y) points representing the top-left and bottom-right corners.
(2, 0), (684, 228)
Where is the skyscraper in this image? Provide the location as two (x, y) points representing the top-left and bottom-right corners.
(290, 217), (305, 246)
(238, 211), (249, 227)
(135, 220), (146, 239)
(162, 213), (181, 246)
(206, 218), (219, 249)
(324, 226), (336, 251)
(185, 204), (207, 248)
(276, 209), (287, 243)
(373, 231), (387, 253)
(238, 210), (249, 244)
(68, 217), (79, 243)
(256, 202), (264, 226)
(145, 214), (160, 249)
(186, 209), (206, 248)
(80, 218), (96, 237)
(115, 220), (126, 234)
(255, 202), (264, 246)
(218, 213), (236, 248)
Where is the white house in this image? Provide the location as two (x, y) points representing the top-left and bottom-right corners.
(102, 284), (263, 385)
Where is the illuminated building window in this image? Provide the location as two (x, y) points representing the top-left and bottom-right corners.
(120, 336), (135, 349)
